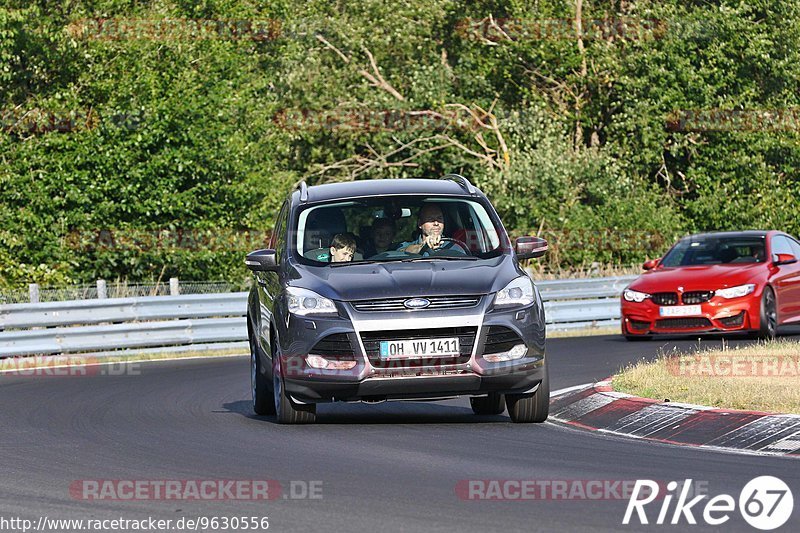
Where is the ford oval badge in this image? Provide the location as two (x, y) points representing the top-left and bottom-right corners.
(404, 298), (431, 309)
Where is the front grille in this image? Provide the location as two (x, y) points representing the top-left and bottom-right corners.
(628, 319), (650, 331)
(482, 326), (524, 355)
(654, 317), (712, 330)
(351, 295), (481, 312)
(682, 291), (714, 304)
(309, 333), (356, 357)
(652, 292), (678, 306)
(360, 327), (476, 367)
(718, 312), (745, 328)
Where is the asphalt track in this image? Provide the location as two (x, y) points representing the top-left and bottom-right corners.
(1, 333), (799, 532)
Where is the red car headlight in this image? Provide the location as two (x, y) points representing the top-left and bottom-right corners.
(715, 284), (756, 299)
(623, 289), (651, 303)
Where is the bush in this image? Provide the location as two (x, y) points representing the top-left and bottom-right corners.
(1, 0), (798, 286)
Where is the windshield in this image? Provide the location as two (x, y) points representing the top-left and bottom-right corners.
(293, 196), (505, 265)
(660, 235), (766, 266)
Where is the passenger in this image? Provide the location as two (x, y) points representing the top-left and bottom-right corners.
(329, 233), (357, 263)
(398, 203), (466, 256)
(361, 218), (398, 257)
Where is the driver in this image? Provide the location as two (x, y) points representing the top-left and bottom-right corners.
(398, 203), (467, 256)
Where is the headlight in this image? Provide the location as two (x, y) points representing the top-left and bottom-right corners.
(623, 289), (650, 303)
(286, 287), (337, 316)
(493, 277), (535, 308)
(715, 284), (756, 299)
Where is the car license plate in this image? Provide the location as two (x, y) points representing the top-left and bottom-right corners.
(380, 338), (460, 359)
(659, 305), (702, 317)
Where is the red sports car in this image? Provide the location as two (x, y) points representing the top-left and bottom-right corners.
(621, 230), (800, 340)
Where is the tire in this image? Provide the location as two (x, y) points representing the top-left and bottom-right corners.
(249, 319), (275, 416)
(757, 286), (778, 340)
(506, 366), (549, 423)
(273, 351), (316, 424)
(470, 393), (505, 415)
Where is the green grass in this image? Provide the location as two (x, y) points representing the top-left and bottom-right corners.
(614, 339), (800, 414)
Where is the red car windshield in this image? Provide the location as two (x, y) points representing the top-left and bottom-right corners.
(661, 236), (766, 266)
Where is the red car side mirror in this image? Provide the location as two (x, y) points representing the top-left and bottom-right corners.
(642, 258), (660, 270)
(773, 253), (798, 266)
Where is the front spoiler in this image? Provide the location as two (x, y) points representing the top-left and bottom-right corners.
(283, 360), (546, 403)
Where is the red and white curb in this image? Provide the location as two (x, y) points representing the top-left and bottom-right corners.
(549, 380), (800, 457)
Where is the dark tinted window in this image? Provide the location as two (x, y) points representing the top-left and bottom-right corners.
(661, 235), (766, 266)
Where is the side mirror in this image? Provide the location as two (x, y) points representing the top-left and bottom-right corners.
(642, 258), (660, 270)
(515, 236), (548, 260)
(245, 249), (278, 272)
(773, 253), (798, 266)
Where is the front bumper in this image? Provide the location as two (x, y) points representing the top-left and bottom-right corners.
(277, 297), (547, 403)
(283, 366), (545, 402)
(621, 293), (760, 335)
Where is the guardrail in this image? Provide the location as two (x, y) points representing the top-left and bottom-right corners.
(538, 275), (636, 331)
(0, 275), (635, 357)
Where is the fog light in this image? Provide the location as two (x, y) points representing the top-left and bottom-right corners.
(305, 355), (329, 369)
(305, 355), (357, 370)
(484, 343), (527, 363)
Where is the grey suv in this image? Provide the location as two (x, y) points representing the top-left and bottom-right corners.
(246, 175), (549, 424)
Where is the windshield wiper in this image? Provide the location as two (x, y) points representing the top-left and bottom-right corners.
(329, 259), (382, 267)
(400, 255), (479, 262)
(330, 256), (479, 266)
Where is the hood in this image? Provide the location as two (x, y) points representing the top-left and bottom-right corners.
(289, 256), (522, 301)
(629, 263), (765, 292)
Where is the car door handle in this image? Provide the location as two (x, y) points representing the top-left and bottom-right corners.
(257, 279), (268, 288)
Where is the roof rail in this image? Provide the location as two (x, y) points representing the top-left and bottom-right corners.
(297, 180), (309, 203)
(439, 173), (476, 195)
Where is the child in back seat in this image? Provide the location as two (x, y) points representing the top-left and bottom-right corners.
(329, 233), (357, 262)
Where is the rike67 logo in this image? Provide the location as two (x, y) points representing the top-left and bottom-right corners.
(624, 476), (793, 530)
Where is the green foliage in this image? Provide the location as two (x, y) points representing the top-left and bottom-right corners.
(1, 0), (798, 287)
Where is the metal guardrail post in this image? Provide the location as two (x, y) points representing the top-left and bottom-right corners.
(170, 277), (180, 296)
(28, 284), (39, 304)
(96, 279), (107, 299)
